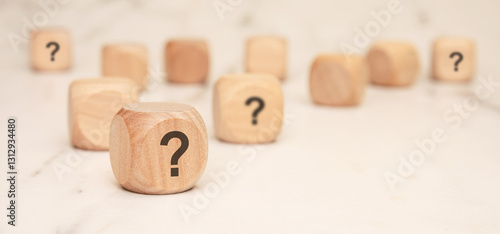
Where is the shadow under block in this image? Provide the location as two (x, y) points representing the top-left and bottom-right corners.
(432, 38), (475, 82)
(367, 41), (420, 86)
(109, 102), (208, 195)
(213, 74), (284, 144)
(102, 44), (148, 88)
(165, 39), (209, 83)
(31, 29), (71, 71)
(69, 78), (140, 151)
(309, 54), (367, 106)
(245, 36), (287, 80)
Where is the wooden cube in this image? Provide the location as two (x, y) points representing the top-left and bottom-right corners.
(309, 54), (367, 106)
(165, 39), (209, 83)
(109, 102), (208, 195)
(366, 41), (420, 86)
(245, 36), (287, 80)
(432, 38), (475, 81)
(69, 78), (139, 151)
(213, 74), (284, 143)
(102, 44), (148, 88)
(31, 29), (71, 71)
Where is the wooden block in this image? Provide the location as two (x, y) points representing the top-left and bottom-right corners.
(432, 37), (475, 81)
(102, 44), (148, 88)
(69, 78), (139, 151)
(109, 102), (208, 195)
(309, 54), (367, 106)
(213, 74), (284, 143)
(366, 41), (420, 86)
(245, 36), (287, 80)
(165, 39), (209, 83)
(31, 29), (71, 71)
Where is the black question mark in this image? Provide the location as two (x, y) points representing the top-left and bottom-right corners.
(46, 42), (60, 62)
(245, 97), (265, 125)
(160, 131), (189, 177)
(449, 52), (463, 72)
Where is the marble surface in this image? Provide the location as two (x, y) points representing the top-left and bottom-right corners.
(1, 0), (500, 233)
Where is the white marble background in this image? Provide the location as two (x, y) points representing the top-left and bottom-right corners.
(1, 0), (500, 233)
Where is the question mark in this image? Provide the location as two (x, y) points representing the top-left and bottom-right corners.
(449, 52), (463, 72)
(245, 97), (265, 125)
(46, 42), (60, 62)
(160, 131), (189, 177)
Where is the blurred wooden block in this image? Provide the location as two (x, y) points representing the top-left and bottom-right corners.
(165, 39), (209, 83)
(69, 78), (139, 151)
(367, 41), (420, 86)
(102, 44), (148, 88)
(31, 29), (71, 71)
(213, 74), (284, 143)
(432, 38), (475, 81)
(245, 36), (287, 80)
(309, 54), (367, 106)
(109, 102), (208, 194)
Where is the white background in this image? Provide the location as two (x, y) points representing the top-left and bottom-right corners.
(1, 0), (500, 233)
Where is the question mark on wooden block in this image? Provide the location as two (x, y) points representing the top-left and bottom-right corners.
(449, 52), (463, 72)
(160, 131), (189, 177)
(245, 96), (265, 125)
(46, 41), (60, 62)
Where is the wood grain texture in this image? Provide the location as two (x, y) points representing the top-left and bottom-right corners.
(165, 39), (209, 83)
(309, 54), (368, 106)
(69, 78), (140, 150)
(432, 37), (475, 82)
(245, 36), (287, 80)
(102, 44), (148, 89)
(109, 102), (208, 195)
(367, 41), (420, 86)
(31, 29), (71, 71)
(213, 74), (284, 144)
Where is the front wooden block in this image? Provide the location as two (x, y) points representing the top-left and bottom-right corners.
(432, 38), (475, 82)
(31, 29), (71, 71)
(165, 39), (210, 83)
(213, 74), (284, 144)
(367, 41), (420, 86)
(245, 36), (287, 80)
(109, 103), (208, 195)
(309, 54), (367, 106)
(69, 78), (139, 151)
(102, 44), (148, 88)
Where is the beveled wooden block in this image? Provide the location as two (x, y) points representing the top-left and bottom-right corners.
(165, 39), (209, 83)
(213, 74), (284, 144)
(69, 78), (139, 151)
(102, 44), (148, 88)
(110, 102), (208, 195)
(31, 29), (71, 71)
(309, 54), (367, 106)
(367, 41), (420, 86)
(245, 36), (287, 80)
(432, 37), (475, 82)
